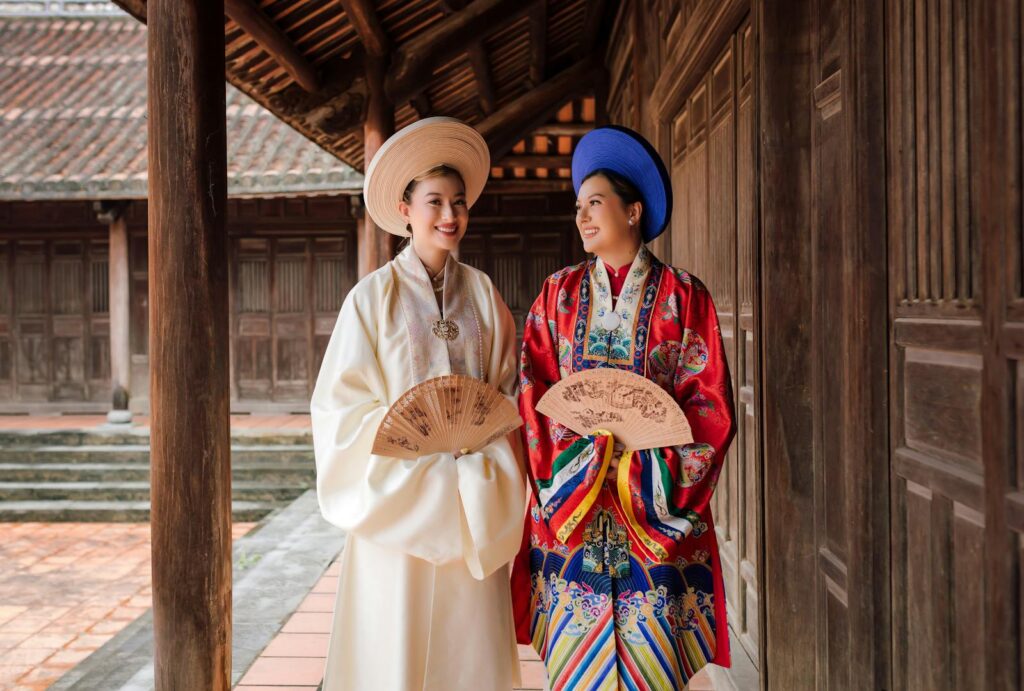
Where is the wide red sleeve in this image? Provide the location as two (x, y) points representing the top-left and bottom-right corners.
(518, 280), (561, 487)
(518, 280), (614, 543)
(669, 281), (737, 517)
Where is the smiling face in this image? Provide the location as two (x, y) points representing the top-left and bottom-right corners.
(398, 170), (469, 258)
(575, 173), (642, 258)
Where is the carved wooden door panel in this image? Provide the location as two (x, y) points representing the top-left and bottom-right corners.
(272, 238), (312, 402)
(888, 0), (1023, 688)
(459, 226), (581, 338)
(232, 234), (356, 406)
(668, 16), (762, 668)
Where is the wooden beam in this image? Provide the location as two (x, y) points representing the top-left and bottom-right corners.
(499, 154), (571, 169)
(224, 0), (319, 92)
(338, 0), (390, 58)
(528, 2), (546, 86)
(484, 178), (574, 194)
(467, 42), (496, 115)
(533, 123), (592, 136)
(576, 0), (607, 61)
(147, 1), (232, 690)
(410, 91), (432, 118)
(263, 51), (367, 132)
(478, 59), (599, 160)
(437, 0), (468, 12)
(386, 0), (537, 103)
(111, 0), (146, 22)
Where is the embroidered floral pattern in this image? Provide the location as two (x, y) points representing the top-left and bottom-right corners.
(648, 340), (682, 390)
(675, 328), (709, 387)
(677, 443), (716, 487)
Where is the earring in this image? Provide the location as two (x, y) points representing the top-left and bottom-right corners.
(628, 219), (635, 226)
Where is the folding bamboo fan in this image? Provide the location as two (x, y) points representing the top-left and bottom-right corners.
(536, 368), (693, 450)
(372, 374), (523, 460)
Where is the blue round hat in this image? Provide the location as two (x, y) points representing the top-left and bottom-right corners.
(571, 125), (673, 242)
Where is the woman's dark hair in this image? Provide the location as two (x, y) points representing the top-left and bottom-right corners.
(582, 168), (643, 207)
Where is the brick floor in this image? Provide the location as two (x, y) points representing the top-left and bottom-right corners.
(0, 522), (254, 690)
(236, 559), (716, 691)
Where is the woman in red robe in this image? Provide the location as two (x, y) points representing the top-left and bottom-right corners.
(511, 126), (736, 690)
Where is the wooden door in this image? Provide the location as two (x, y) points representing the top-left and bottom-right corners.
(459, 226), (583, 336)
(231, 234), (356, 406)
(888, 0), (1022, 688)
(668, 15), (762, 667)
(0, 237), (108, 407)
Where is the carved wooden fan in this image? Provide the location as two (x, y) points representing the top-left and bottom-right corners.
(536, 368), (693, 450)
(372, 374), (523, 460)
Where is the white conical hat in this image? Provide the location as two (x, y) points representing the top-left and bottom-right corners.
(362, 117), (491, 236)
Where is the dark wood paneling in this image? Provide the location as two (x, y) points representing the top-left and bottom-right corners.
(230, 233), (356, 406)
(886, 0), (1022, 688)
(664, 12), (763, 670)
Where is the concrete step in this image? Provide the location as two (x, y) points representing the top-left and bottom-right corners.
(0, 499), (274, 522)
(0, 462), (316, 483)
(0, 429), (313, 448)
(0, 430), (316, 521)
(0, 480), (308, 503)
(0, 444), (315, 465)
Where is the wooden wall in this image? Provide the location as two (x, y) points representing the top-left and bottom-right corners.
(606, 0), (763, 673)
(888, 0), (1022, 688)
(0, 190), (584, 412)
(606, 0), (1022, 689)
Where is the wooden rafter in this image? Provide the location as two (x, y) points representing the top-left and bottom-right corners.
(385, 0), (537, 104)
(467, 42), (496, 115)
(337, 0), (390, 58)
(437, 0), (468, 12)
(410, 91), (433, 118)
(224, 0), (320, 92)
(528, 2), (546, 86)
(479, 59), (600, 160)
(576, 0), (607, 61)
(262, 51), (367, 134)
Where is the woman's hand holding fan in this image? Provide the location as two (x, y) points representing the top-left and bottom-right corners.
(371, 375), (523, 460)
(535, 368), (694, 452)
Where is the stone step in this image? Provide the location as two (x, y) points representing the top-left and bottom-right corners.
(0, 444), (315, 465)
(0, 481), (308, 503)
(0, 429), (313, 448)
(0, 499), (274, 522)
(0, 462), (316, 483)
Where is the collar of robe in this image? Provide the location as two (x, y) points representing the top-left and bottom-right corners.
(589, 244), (653, 336)
(390, 245), (484, 384)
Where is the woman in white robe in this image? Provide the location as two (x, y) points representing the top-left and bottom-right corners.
(311, 117), (526, 690)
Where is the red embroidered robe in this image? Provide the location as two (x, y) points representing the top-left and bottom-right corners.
(511, 245), (736, 690)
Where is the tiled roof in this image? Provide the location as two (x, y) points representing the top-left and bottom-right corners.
(0, 11), (362, 201)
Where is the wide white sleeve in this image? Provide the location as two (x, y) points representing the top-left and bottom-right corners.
(453, 280), (527, 579)
(311, 285), (464, 566)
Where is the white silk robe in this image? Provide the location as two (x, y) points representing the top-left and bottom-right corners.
(311, 245), (526, 690)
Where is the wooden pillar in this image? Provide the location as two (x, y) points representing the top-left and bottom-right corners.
(108, 211), (131, 422)
(758, 0), (816, 688)
(358, 55), (396, 277)
(147, 1), (232, 689)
